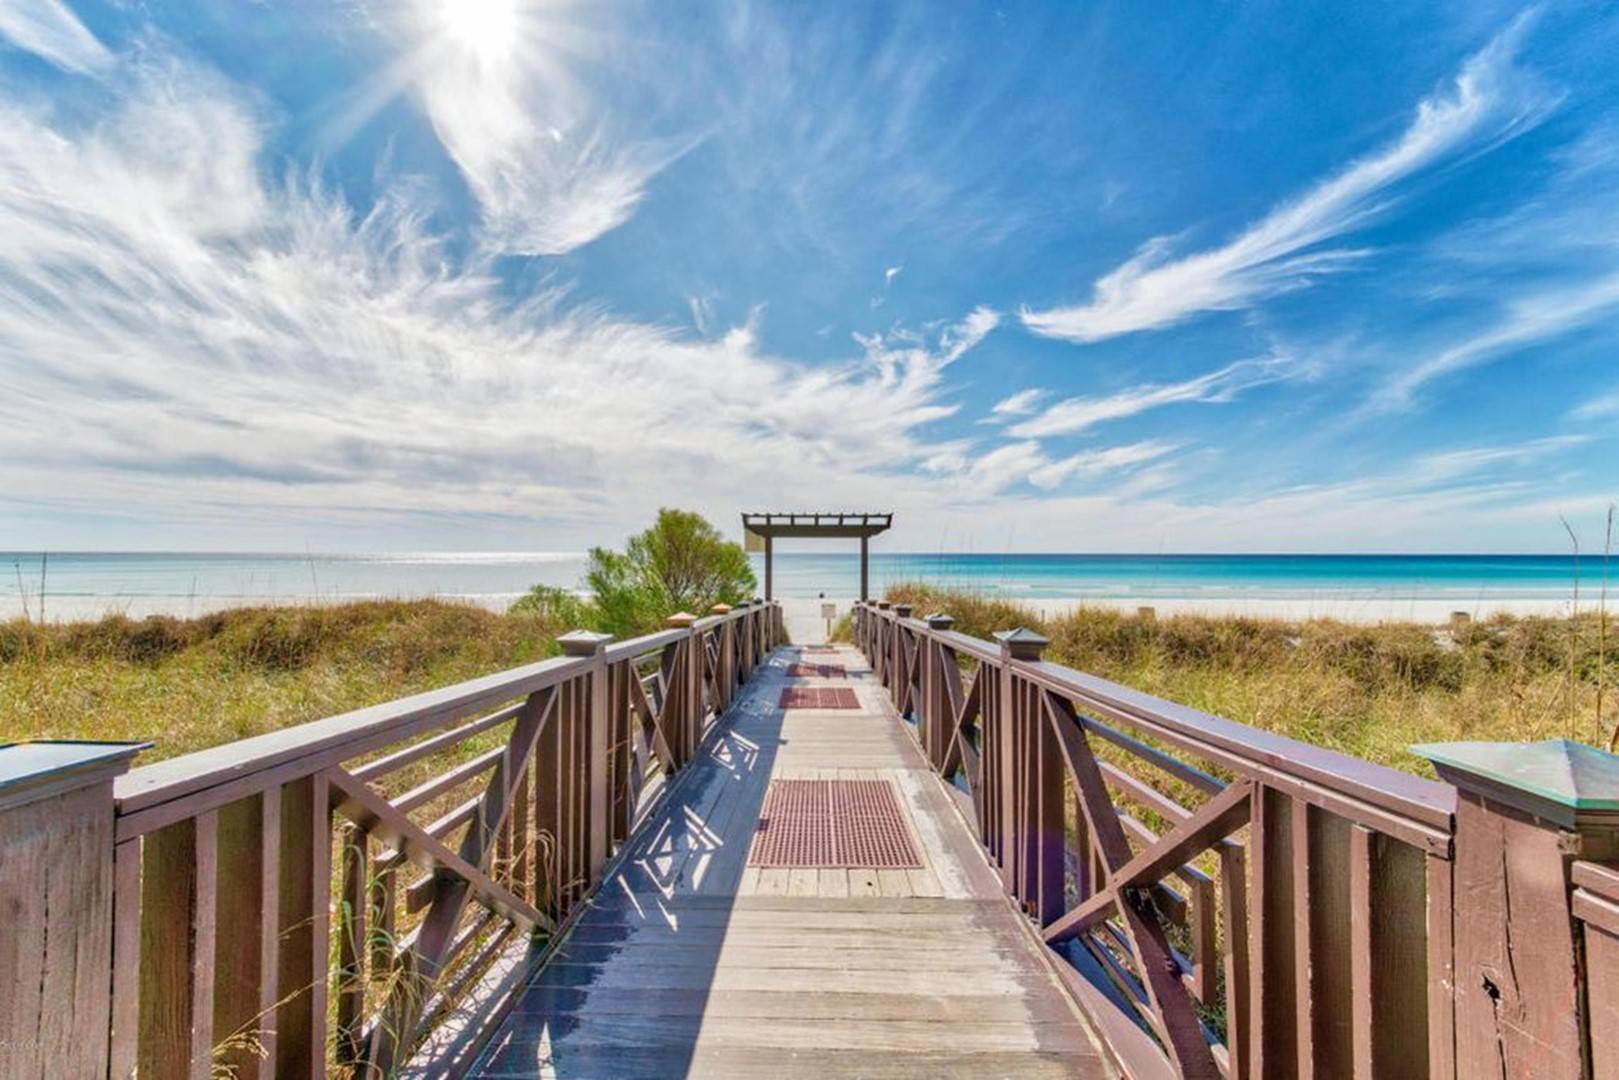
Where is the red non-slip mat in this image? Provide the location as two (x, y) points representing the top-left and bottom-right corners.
(786, 662), (848, 678)
(748, 779), (923, 868)
(778, 686), (860, 709)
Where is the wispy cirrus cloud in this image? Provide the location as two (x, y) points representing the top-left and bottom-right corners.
(1028, 440), (1177, 490)
(0, 53), (1002, 537)
(1020, 11), (1556, 344)
(0, 0), (109, 74)
(1374, 269), (1619, 409)
(922, 438), (1174, 498)
(333, 2), (690, 256)
(1572, 388), (1619, 420)
(988, 387), (1045, 418)
(1412, 435), (1587, 483)
(1008, 354), (1295, 438)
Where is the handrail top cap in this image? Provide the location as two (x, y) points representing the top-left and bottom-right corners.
(994, 626), (1050, 659)
(1413, 737), (1619, 828)
(665, 611), (698, 627)
(710, 602), (733, 613)
(893, 603), (913, 615)
(876, 601), (892, 609)
(557, 630), (614, 656)
(1, 740), (149, 809)
(924, 612), (955, 628)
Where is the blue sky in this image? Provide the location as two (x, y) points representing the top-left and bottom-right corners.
(0, 0), (1614, 553)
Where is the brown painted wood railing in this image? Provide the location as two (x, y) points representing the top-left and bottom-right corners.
(854, 600), (1619, 1080)
(90, 599), (781, 1078)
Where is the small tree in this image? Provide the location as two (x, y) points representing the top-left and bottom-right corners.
(586, 509), (757, 637)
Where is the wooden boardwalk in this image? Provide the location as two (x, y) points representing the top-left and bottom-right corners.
(473, 643), (1109, 1078)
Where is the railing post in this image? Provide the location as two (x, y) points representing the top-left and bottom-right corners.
(924, 614), (956, 771)
(1414, 739), (1619, 1080)
(892, 604), (913, 715)
(558, 630), (614, 890)
(0, 742), (142, 1079)
(875, 602), (892, 687)
(994, 628), (1050, 911)
(665, 612), (699, 766)
(752, 597), (766, 662)
(710, 604), (734, 709)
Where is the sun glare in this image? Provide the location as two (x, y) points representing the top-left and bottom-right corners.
(438, 0), (519, 62)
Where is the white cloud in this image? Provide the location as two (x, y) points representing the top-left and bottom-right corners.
(1009, 355), (1294, 438)
(0, 0), (110, 74)
(1020, 12), (1555, 344)
(989, 387), (1046, 417)
(1374, 269), (1619, 408)
(0, 60), (1002, 538)
(921, 438), (1173, 499)
(884, 265), (903, 286)
(1412, 435), (1587, 483)
(1027, 441), (1177, 490)
(1573, 388), (1619, 420)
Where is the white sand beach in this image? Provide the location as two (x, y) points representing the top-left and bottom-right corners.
(11, 592), (1583, 641)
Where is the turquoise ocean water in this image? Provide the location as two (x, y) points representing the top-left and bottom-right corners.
(0, 551), (1594, 615)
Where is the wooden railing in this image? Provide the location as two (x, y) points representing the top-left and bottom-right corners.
(32, 599), (782, 1079)
(853, 600), (1619, 1080)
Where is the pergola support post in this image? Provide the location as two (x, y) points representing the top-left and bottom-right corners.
(860, 534), (869, 602)
(740, 511), (891, 607)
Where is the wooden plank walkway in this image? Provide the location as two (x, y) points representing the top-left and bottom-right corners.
(473, 644), (1110, 1078)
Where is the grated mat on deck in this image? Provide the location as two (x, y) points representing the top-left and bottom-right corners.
(785, 662), (848, 678)
(748, 779), (923, 868)
(778, 686), (860, 709)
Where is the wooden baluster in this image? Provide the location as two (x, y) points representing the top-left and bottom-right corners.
(1248, 786), (1299, 1078)
(274, 773), (332, 1079)
(511, 761), (531, 902)
(335, 823), (368, 1065)
(1348, 825), (1428, 1078)
(213, 790), (281, 1079)
(534, 690), (562, 919)
(139, 811), (217, 1080)
(1221, 842), (1252, 1079)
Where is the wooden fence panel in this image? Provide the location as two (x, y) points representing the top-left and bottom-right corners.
(82, 604), (778, 1078)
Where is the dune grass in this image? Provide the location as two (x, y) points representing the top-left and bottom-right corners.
(876, 583), (1618, 776)
(6, 586), (1615, 776)
(0, 600), (574, 762)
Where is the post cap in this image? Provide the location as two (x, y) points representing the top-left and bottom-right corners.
(0, 740), (149, 813)
(893, 603), (913, 618)
(925, 613), (955, 630)
(752, 596), (764, 605)
(665, 611), (697, 628)
(557, 630), (613, 656)
(994, 627), (1050, 661)
(710, 602), (732, 614)
(1412, 738), (1619, 830)
(877, 601), (892, 610)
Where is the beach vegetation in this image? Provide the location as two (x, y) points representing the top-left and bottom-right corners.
(578, 507), (756, 637)
(882, 582), (1619, 775)
(0, 599), (571, 760)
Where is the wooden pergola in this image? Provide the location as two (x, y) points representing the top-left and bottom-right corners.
(741, 511), (893, 601)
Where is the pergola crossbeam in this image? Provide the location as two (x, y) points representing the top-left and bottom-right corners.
(741, 512), (893, 601)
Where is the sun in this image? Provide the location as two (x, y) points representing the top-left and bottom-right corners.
(437, 0), (520, 62)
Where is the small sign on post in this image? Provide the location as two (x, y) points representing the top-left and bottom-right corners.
(821, 601), (837, 640)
